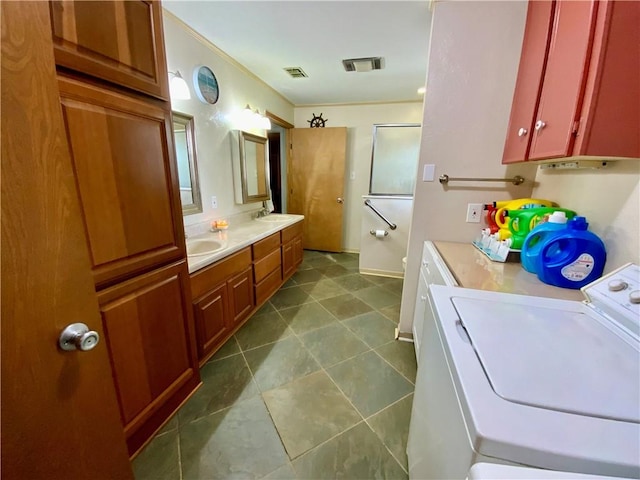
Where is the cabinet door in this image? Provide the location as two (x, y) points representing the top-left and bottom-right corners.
(97, 261), (199, 455)
(194, 283), (231, 360)
(49, 0), (169, 99)
(282, 240), (295, 279)
(228, 267), (254, 327)
(293, 236), (303, 267)
(502, 0), (555, 164)
(58, 75), (183, 288)
(529, 0), (598, 160)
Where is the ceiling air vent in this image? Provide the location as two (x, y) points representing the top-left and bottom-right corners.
(284, 67), (308, 78)
(342, 57), (384, 72)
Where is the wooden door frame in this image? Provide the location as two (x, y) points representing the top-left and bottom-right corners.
(266, 111), (293, 213)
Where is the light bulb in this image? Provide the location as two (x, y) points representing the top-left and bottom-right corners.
(169, 71), (191, 100)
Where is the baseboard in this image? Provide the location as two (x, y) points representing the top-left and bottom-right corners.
(359, 268), (404, 279)
(394, 327), (414, 343)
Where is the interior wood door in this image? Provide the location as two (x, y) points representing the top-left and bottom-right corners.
(289, 127), (347, 252)
(1, 2), (133, 477)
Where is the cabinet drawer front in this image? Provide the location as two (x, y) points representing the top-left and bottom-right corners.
(190, 247), (252, 300)
(255, 267), (283, 306)
(253, 232), (281, 259)
(97, 262), (198, 432)
(282, 221), (303, 243)
(58, 76), (183, 288)
(49, 0), (169, 99)
(254, 248), (282, 283)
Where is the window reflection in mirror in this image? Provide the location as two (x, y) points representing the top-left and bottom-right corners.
(369, 123), (421, 195)
(172, 112), (202, 215)
(239, 131), (270, 203)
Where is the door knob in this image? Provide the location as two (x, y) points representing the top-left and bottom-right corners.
(59, 323), (100, 352)
(337, 197), (344, 204)
(518, 127), (528, 137)
(534, 120), (546, 131)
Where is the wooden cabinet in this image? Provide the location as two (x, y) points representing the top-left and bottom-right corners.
(282, 222), (304, 281)
(191, 248), (254, 364)
(49, 0), (169, 99)
(58, 76), (183, 289)
(503, 0), (640, 163)
(50, 0), (198, 458)
(98, 261), (199, 453)
(253, 233), (282, 306)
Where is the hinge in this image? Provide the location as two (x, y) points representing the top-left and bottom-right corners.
(572, 119), (581, 136)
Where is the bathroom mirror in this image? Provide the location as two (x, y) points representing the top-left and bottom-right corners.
(172, 112), (202, 215)
(234, 130), (270, 204)
(370, 123), (421, 195)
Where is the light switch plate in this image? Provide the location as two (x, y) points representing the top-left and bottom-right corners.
(211, 196), (218, 209)
(423, 164), (435, 182)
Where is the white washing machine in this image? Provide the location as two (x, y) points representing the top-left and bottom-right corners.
(407, 264), (640, 479)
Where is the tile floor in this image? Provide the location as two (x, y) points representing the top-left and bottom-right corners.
(133, 251), (416, 480)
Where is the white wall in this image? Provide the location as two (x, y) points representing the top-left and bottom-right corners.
(532, 162), (640, 271)
(398, 1), (535, 333)
(294, 103), (424, 252)
(163, 12), (294, 231)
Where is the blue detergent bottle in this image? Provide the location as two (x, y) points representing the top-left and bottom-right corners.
(520, 211), (569, 273)
(536, 217), (606, 289)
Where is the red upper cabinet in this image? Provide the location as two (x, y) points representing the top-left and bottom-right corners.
(503, 0), (640, 164)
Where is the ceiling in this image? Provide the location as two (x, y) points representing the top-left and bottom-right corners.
(162, 1), (433, 106)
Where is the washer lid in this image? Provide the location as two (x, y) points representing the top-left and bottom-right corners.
(451, 296), (640, 423)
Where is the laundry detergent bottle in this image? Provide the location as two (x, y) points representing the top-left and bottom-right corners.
(520, 211), (569, 273)
(536, 217), (606, 289)
(507, 207), (577, 250)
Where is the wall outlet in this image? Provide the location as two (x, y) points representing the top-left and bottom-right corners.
(350, 171), (356, 180)
(211, 196), (218, 209)
(466, 203), (482, 223)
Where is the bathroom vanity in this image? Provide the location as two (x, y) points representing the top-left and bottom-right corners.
(187, 215), (304, 365)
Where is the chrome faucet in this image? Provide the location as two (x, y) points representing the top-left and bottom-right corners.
(256, 202), (270, 218)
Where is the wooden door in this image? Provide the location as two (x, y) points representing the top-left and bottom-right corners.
(289, 128), (347, 252)
(529, 0), (598, 160)
(502, 0), (555, 164)
(1, 2), (133, 477)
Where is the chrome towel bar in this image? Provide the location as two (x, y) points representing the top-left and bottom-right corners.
(439, 174), (525, 185)
(364, 199), (397, 230)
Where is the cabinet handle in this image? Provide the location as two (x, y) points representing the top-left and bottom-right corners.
(534, 120), (546, 131)
(422, 260), (428, 267)
(420, 295), (427, 302)
(518, 127), (528, 137)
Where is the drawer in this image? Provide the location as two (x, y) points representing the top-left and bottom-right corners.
(254, 248), (281, 283)
(255, 267), (282, 306)
(281, 221), (303, 243)
(253, 232), (281, 260)
(190, 247), (252, 300)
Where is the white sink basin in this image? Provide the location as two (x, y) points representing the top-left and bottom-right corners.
(256, 214), (297, 223)
(186, 239), (226, 257)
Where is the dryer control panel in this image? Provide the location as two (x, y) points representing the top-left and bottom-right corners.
(582, 263), (640, 338)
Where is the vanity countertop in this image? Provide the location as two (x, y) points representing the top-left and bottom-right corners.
(433, 241), (584, 301)
(186, 214), (304, 274)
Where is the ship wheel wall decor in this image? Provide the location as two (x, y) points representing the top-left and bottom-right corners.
(307, 113), (327, 128)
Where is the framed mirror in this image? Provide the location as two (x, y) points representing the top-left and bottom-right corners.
(235, 131), (270, 204)
(172, 112), (202, 215)
(369, 123), (421, 195)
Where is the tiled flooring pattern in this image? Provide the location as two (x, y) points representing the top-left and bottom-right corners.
(133, 251), (416, 480)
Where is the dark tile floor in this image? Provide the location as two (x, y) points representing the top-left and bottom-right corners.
(133, 251), (416, 480)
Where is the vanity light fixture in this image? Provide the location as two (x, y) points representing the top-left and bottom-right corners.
(241, 104), (271, 131)
(168, 70), (191, 100)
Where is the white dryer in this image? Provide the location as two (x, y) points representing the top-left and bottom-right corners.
(407, 264), (640, 479)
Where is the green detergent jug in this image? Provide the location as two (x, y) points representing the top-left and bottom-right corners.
(507, 207), (577, 249)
